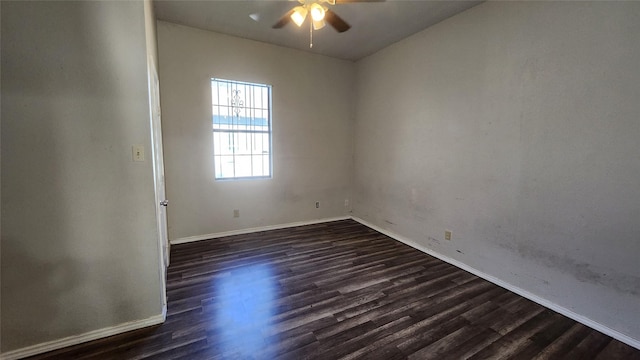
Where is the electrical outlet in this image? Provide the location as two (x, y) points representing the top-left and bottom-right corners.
(445, 230), (452, 241)
(344, 199), (349, 207)
(315, 201), (320, 209)
(233, 209), (240, 218)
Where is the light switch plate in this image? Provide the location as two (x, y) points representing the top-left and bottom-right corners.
(132, 145), (145, 162)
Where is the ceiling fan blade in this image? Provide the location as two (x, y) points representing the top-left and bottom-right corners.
(272, 9), (295, 29)
(325, 9), (351, 33)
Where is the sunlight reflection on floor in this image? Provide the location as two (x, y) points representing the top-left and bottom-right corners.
(215, 263), (277, 357)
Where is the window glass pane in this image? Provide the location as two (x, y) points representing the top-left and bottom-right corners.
(252, 133), (262, 153)
(214, 156), (222, 178)
(263, 155), (271, 175)
(212, 132), (219, 155)
(250, 155), (265, 177)
(233, 155), (252, 178)
(219, 155), (235, 178)
(213, 132), (234, 156)
(261, 133), (270, 154)
(235, 133), (252, 156)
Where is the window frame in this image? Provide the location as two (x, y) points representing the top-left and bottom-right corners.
(211, 78), (273, 181)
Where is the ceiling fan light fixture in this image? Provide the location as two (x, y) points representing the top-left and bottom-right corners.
(291, 6), (308, 27)
(310, 3), (326, 22)
(312, 19), (326, 30)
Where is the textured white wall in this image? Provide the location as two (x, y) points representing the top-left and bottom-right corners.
(1, 1), (163, 352)
(157, 22), (355, 240)
(353, 2), (640, 341)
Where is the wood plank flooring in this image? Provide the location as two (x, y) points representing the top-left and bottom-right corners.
(27, 220), (640, 359)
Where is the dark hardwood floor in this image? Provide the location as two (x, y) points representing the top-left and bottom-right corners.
(27, 220), (640, 359)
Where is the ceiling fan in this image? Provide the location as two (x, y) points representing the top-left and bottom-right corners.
(272, 0), (383, 34)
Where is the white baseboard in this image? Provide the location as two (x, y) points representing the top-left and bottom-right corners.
(170, 216), (352, 245)
(0, 313), (165, 360)
(351, 216), (640, 351)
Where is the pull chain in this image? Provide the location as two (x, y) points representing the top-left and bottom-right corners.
(309, 20), (313, 48)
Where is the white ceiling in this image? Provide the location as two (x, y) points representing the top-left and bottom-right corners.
(153, 0), (483, 61)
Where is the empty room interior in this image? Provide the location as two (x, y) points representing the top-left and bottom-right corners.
(1, 0), (640, 359)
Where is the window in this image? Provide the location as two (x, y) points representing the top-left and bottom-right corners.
(211, 78), (272, 180)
